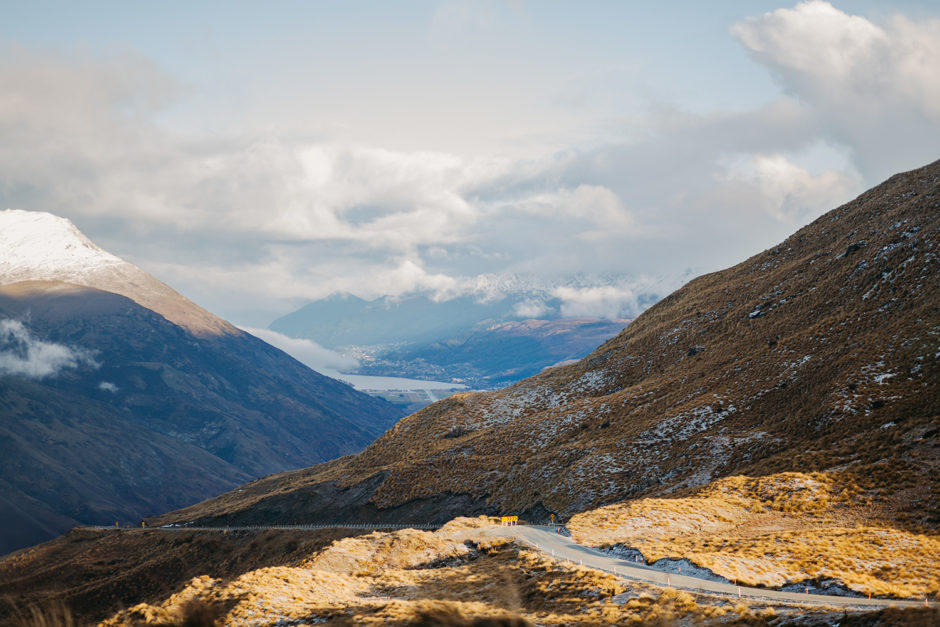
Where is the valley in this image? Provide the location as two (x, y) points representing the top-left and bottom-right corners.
(4, 2), (940, 624)
(2, 160), (937, 626)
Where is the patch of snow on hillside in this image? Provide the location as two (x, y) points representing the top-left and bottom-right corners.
(566, 369), (613, 396)
(860, 358), (898, 387)
(473, 383), (560, 429)
(472, 368), (614, 431)
(659, 319), (695, 346)
(527, 405), (605, 449)
(639, 400), (737, 442)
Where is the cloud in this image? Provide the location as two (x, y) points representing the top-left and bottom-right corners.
(731, 1), (940, 177)
(504, 184), (637, 241)
(552, 285), (640, 320)
(0, 319), (99, 379)
(513, 299), (552, 319)
(715, 153), (861, 224)
(240, 326), (358, 375)
(0, 3), (937, 326)
(98, 381), (119, 392)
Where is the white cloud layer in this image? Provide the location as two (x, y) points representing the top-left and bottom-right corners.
(0, 319), (99, 379)
(732, 1), (940, 177)
(0, 3), (937, 325)
(552, 286), (641, 320)
(241, 327), (359, 375)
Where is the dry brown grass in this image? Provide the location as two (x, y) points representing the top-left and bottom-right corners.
(569, 472), (940, 598)
(0, 527), (362, 626)
(6, 601), (75, 627)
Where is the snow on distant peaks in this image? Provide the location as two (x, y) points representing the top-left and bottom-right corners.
(0, 209), (128, 285)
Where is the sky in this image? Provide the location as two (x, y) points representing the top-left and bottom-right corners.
(2, 1), (938, 326)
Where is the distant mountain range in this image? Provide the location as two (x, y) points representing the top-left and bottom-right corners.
(0, 211), (404, 554)
(157, 159), (939, 533)
(355, 318), (633, 389)
(270, 288), (655, 388)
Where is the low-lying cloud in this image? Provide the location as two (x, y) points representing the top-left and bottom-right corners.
(241, 326), (359, 375)
(0, 319), (99, 379)
(553, 286), (642, 320)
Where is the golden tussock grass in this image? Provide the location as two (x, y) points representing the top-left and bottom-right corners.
(97, 518), (937, 626)
(569, 472), (940, 598)
(100, 522), (744, 626)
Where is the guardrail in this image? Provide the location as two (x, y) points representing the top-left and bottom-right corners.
(79, 523), (439, 531)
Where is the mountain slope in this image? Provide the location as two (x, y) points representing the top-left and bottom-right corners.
(0, 280), (404, 553)
(153, 159), (939, 531)
(0, 212), (405, 553)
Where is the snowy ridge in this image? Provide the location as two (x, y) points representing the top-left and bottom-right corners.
(0, 209), (236, 336)
(0, 210), (127, 284)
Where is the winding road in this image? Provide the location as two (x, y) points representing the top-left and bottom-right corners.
(483, 525), (930, 609)
(81, 523), (930, 609)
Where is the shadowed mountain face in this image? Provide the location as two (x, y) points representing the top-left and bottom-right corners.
(0, 280), (404, 554)
(153, 160), (939, 531)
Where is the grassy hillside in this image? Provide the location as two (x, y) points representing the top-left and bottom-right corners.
(153, 159), (939, 532)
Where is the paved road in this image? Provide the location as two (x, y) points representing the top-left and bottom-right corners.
(81, 523), (437, 532)
(484, 525), (930, 609)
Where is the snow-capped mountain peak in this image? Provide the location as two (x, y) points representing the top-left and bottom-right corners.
(0, 209), (236, 336)
(0, 209), (126, 284)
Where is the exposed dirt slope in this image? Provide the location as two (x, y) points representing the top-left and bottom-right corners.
(154, 160), (939, 531)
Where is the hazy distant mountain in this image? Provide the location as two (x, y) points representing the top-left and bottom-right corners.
(270, 287), (654, 388)
(0, 211), (404, 554)
(355, 318), (632, 388)
(157, 159), (939, 533)
(270, 292), (533, 350)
